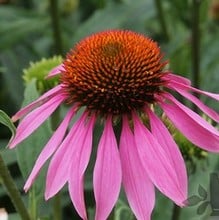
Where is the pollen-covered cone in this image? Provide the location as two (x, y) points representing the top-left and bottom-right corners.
(9, 30), (219, 220)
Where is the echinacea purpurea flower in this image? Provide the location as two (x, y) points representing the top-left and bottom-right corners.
(9, 30), (219, 220)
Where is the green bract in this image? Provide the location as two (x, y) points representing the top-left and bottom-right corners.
(23, 56), (62, 93)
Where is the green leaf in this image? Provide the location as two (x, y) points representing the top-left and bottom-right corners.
(197, 201), (210, 215)
(186, 195), (202, 206)
(178, 153), (219, 220)
(0, 7), (50, 50)
(0, 148), (17, 166)
(198, 185), (208, 200)
(152, 192), (173, 220)
(8, 212), (20, 220)
(15, 79), (52, 202)
(0, 110), (16, 142)
(71, 0), (154, 44)
(0, 49), (30, 107)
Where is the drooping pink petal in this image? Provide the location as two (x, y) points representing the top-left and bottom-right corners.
(167, 85), (219, 122)
(45, 112), (87, 200)
(146, 108), (187, 199)
(68, 115), (95, 220)
(132, 113), (186, 206)
(93, 116), (122, 220)
(12, 85), (63, 122)
(46, 64), (65, 78)
(166, 77), (219, 101)
(120, 116), (155, 220)
(160, 93), (219, 152)
(24, 107), (76, 191)
(163, 72), (191, 85)
(9, 94), (66, 149)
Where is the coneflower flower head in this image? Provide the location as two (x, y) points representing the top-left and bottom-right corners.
(61, 30), (165, 115)
(9, 30), (219, 220)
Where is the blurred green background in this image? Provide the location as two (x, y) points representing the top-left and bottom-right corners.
(0, 0), (219, 219)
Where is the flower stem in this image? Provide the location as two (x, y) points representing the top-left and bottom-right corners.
(191, 0), (201, 112)
(51, 110), (62, 220)
(97, 0), (106, 8)
(49, 0), (63, 55)
(154, 0), (169, 41)
(21, 0), (33, 9)
(53, 193), (62, 220)
(0, 153), (31, 220)
(171, 203), (181, 220)
(108, 208), (115, 220)
(29, 187), (37, 220)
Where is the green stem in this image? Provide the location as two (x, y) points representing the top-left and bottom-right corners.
(49, 0), (63, 55)
(108, 208), (115, 220)
(191, 0), (201, 112)
(29, 187), (37, 220)
(53, 193), (62, 220)
(154, 0), (169, 41)
(21, 0), (33, 9)
(97, 0), (106, 8)
(0, 153), (31, 220)
(171, 203), (181, 220)
(51, 110), (62, 220)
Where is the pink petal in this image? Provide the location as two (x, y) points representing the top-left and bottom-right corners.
(68, 115), (95, 220)
(9, 94), (66, 148)
(163, 72), (191, 85)
(12, 85), (63, 122)
(46, 64), (64, 78)
(164, 74), (219, 125)
(24, 107), (76, 191)
(93, 117), (122, 220)
(146, 108), (187, 199)
(167, 85), (219, 122)
(45, 112), (87, 199)
(160, 93), (219, 152)
(120, 116), (155, 220)
(166, 77), (219, 100)
(133, 113), (186, 206)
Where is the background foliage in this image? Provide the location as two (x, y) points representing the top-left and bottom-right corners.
(0, 0), (219, 219)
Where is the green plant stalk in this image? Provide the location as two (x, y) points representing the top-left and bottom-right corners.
(29, 187), (37, 220)
(108, 208), (115, 220)
(51, 110), (62, 220)
(97, 0), (106, 8)
(171, 203), (181, 220)
(49, 0), (63, 55)
(0, 153), (31, 220)
(191, 0), (201, 112)
(21, 0), (33, 9)
(154, 0), (169, 41)
(53, 193), (62, 220)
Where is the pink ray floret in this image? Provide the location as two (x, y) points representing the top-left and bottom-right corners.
(120, 116), (155, 219)
(46, 64), (65, 78)
(9, 93), (66, 148)
(68, 114), (95, 220)
(11, 85), (63, 122)
(93, 117), (122, 220)
(24, 107), (76, 191)
(45, 112), (89, 200)
(133, 112), (187, 206)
